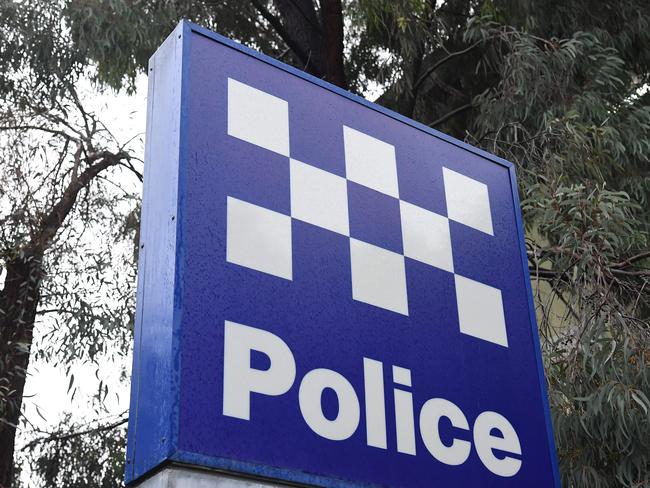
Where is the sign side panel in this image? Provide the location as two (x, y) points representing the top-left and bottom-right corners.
(125, 23), (184, 484)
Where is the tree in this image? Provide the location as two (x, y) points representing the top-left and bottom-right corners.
(0, 85), (140, 487)
(0, 3), (141, 486)
(2, 0), (649, 486)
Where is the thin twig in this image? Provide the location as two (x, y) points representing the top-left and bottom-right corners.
(20, 416), (128, 451)
(427, 102), (474, 128)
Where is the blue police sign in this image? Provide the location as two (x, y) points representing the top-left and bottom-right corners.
(126, 20), (560, 488)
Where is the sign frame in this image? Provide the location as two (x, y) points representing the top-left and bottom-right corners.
(125, 19), (561, 487)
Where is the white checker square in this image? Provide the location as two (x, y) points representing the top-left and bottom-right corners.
(343, 126), (399, 198)
(400, 201), (454, 273)
(226, 197), (292, 280)
(454, 274), (507, 347)
(350, 238), (408, 316)
(290, 159), (349, 236)
(227, 78), (290, 156)
(442, 167), (494, 235)
(392, 366), (412, 387)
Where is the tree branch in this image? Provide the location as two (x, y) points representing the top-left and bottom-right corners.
(119, 161), (144, 182)
(0, 125), (80, 142)
(249, 0), (312, 69)
(286, 0), (322, 34)
(33, 150), (130, 253)
(412, 39), (484, 95)
(529, 267), (569, 282)
(610, 268), (650, 277)
(427, 102), (474, 128)
(611, 251), (650, 269)
(272, 0), (329, 79)
(20, 416), (128, 452)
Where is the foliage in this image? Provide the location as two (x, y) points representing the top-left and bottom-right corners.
(526, 184), (650, 487)
(0, 2), (140, 486)
(19, 413), (127, 488)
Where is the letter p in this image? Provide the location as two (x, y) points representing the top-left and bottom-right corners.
(223, 320), (296, 420)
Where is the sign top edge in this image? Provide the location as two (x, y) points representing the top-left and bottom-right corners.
(180, 19), (514, 171)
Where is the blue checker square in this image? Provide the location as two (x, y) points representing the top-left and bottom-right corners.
(348, 180), (403, 254)
(221, 138), (291, 216)
(394, 145), (448, 217)
(288, 103), (347, 178)
(126, 20), (560, 488)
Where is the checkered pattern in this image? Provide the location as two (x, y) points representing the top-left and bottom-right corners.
(225, 78), (508, 347)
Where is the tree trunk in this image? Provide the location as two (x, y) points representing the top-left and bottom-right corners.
(0, 252), (42, 488)
(268, 0), (347, 88)
(319, 0), (347, 88)
(274, 0), (324, 73)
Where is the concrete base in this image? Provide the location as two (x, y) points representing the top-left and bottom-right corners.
(135, 466), (295, 488)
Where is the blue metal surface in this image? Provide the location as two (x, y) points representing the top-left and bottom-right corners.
(125, 22), (185, 482)
(126, 20), (561, 487)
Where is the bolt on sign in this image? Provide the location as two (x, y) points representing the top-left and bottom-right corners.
(125, 20), (560, 488)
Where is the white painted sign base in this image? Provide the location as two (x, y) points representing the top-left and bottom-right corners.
(134, 466), (293, 488)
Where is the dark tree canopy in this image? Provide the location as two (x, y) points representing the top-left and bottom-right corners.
(1, 1), (649, 487)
